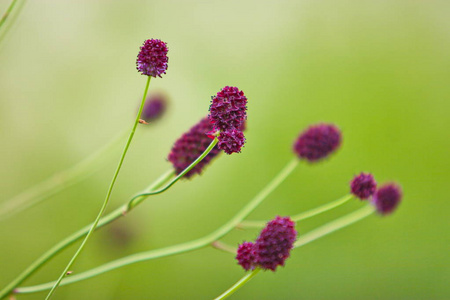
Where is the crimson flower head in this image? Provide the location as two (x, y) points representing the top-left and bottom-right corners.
(236, 216), (297, 272)
(167, 117), (220, 178)
(293, 123), (342, 162)
(372, 183), (402, 215)
(209, 86), (247, 131)
(141, 93), (167, 122)
(136, 39), (168, 77)
(350, 172), (377, 200)
(218, 129), (246, 155)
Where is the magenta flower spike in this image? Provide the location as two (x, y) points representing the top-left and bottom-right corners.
(167, 117), (221, 178)
(218, 129), (246, 155)
(209, 86), (247, 131)
(350, 172), (377, 200)
(372, 183), (402, 215)
(293, 123), (342, 162)
(236, 242), (256, 271)
(141, 93), (167, 122)
(136, 39), (169, 77)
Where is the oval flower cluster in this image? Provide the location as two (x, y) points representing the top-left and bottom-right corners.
(350, 173), (402, 215)
(136, 39), (169, 78)
(236, 216), (297, 272)
(209, 86), (247, 154)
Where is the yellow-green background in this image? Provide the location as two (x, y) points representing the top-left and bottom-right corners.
(0, 1), (448, 299)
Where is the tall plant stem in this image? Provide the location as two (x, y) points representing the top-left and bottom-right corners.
(44, 76), (152, 299)
(16, 158), (299, 293)
(0, 0), (19, 29)
(0, 130), (127, 221)
(214, 268), (260, 300)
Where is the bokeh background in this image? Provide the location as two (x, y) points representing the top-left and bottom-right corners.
(0, 1), (449, 299)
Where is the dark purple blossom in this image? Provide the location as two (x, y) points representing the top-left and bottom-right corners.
(167, 117), (220, 178)
(293, 123), (342, 162)
(209, 86), (247, 131)
(136, 39), (168, 77)
(141, 93), (167, 122)
(372, 183), (402, 215)
(236, 242), (256, 271)
(218, 129), (246, 155)
(350, 172), (377, 200)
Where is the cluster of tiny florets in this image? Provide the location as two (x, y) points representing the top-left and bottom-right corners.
(372, 183), (402, 215)
(218, 130), (246, 154)
(236, 216), (297, 272)
(167, 117), (220, 178)
(209, 86), (248, 155)
(293, 123), (342, 162)
(141, 93), (167, 122)
(136, 39), (168, 77)
(350, 172), (377, 200)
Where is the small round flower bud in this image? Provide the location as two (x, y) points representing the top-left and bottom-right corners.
(136, 39), (168, 77)
(236, 242), (256, 271)
(372, 183), (402, 215)
(209, 86), (247, 131)
(350, 172), (377, 200)
(141, 93), (167, 122)
(254, 216), (297, 271)
(167, 117), (220, 178)
(293, 123), (342, 162)
(218, 129), (246, 155)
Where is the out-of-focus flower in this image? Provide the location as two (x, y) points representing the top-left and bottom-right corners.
(372, 183), (402, 215)
(350, 172), (377, 200)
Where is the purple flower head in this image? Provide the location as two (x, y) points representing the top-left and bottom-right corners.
(218, 129), (246, 155)
(350, 172), (377, 200)
(141, 93), (167, 122)
(236, 242), (256, 271)
(209, 86), (247, 131)
(167, 117), (220, 178)
(136, 39), (168, 77)
(254, 216), (297, 271)
(372, 183), (402, 215)
(293, 123), (342, 162)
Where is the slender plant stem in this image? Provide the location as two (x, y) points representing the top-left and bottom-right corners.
(0, 0), (19, 29)
(211, 241), (236, 254)
(44, 76), (152, 299)
(1, 136), (219, 298)
(238, 194), (354, 228)
(0, 130), (127, 221)
(214, 268), (260, 300)
(294, 204), (375, 248)
(15, 158), (299, 293)
(0, 0), (26, 47)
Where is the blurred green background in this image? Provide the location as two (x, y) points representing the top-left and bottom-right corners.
(0, 0), (449, 299)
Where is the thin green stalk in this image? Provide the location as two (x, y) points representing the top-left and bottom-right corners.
(0, 130), (127, 221)
(0, 168), (173, 299)
(16, 158), (299, 293)
(294, 204), (375, 248)
(214, 268), (260, 300)
(0, 0), (19, 29)
(238, 194), (354, 228)
(44, 76), (152, 299)
(211, 241), (236, 254)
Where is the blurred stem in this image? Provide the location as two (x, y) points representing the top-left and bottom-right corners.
(44, 76), (153, 299)
(0, 0), (19, 29)
(238, 194), (354, 228)
(211, 241), (236, 254)
(15, 158), (299, 294)
(0, 0), (26, 46)
(294, 204), (375, 248)
(214, 268), (260, 300)
(0, 129), (127, 221)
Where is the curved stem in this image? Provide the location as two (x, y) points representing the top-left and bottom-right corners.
(294, 204), (374, 248)
(238, 194), (354, 228)
(15, 157), (299, 294)
(0, 0), (19, 29)
(44, 76), (152, 299)
(214, 268), (260, 300)
(211, 241), (236, 254)
(0, 130), (127, 221)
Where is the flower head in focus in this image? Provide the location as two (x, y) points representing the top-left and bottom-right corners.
(218, 129), (246, 155)
(136, 39), (168, 77)
(209, 86), (247, 131)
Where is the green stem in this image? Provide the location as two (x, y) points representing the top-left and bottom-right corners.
(0, 168), (173, 299)
(294, 205), (375, 248)
(211, 241), (236, 254)
(0, 130), (127, 221)
(44, 76), (152, 299)
(214, 268), (260, 300)
(238, 194), (354, 228)
(15, 157), (299, 294)
(0, 0), (19, 29)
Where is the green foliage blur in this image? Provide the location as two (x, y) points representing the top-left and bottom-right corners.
(0, 1), (448, 299)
